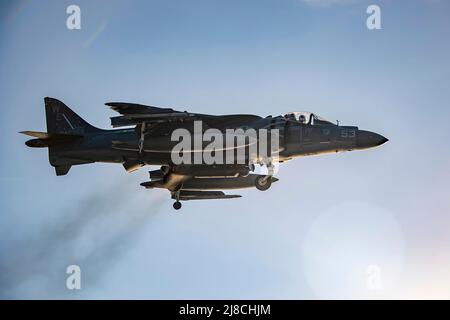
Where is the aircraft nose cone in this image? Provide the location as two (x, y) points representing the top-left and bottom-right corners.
(357, 130), (388, 149)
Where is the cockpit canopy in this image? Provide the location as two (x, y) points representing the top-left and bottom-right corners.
(282, 111), (334, 126)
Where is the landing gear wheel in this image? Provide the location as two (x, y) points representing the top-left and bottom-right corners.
(173, 201), (182, 210)
(255, 175), (272, 191)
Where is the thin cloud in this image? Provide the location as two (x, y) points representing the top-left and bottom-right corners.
(83, 20), (108, 49)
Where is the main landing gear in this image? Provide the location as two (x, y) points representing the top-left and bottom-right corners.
(255, 175), (272, 191)
(254, 158), (275, 191)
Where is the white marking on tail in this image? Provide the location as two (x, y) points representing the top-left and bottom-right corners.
(62, 113), (75, 130)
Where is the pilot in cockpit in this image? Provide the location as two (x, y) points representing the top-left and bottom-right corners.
(285, 113), (296, 121)
(298, 114), (306, 124)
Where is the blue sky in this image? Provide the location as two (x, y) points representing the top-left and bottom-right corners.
(1, 0), (450, 299)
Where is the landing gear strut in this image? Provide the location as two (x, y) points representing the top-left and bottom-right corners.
(173, 201), (182, 210)
(138, 123), (145, 153)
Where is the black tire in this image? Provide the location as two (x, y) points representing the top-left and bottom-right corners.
(173, 201), (182, 210)
(255, 176), (272, 191)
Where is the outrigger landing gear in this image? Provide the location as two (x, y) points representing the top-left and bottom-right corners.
(173, 201), (182, 210)
(172, 187), (183, 210)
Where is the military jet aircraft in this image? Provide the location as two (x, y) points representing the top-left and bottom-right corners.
(21, 97), (388, 210)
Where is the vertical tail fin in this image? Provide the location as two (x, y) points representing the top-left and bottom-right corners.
(44, 97), (100, 134)
(43, 97), (99, 175)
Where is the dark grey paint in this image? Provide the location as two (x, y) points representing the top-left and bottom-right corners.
(21, 98), (388, 209)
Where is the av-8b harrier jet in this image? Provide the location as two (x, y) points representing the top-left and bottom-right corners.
(21, 98), (388, 210)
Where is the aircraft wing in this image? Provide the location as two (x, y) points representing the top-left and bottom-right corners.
(174, 190), (242, 201)
(106, 102), (178, 115)
(106, 102), (262, 128)
(106, 102), (196, 127)
(140, 170), (280, 203)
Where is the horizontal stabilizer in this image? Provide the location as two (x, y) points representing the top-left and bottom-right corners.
(20, 131), (82, 148)
(20, 131), (52, 139)
(20, 131), (82, 139)
(25, 138), (51, 148)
